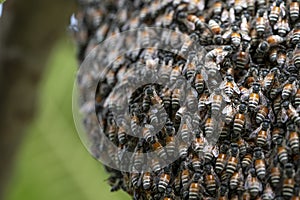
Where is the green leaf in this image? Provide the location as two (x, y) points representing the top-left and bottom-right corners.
(0, 0), (5, 4)
(5, 39), (130, 200)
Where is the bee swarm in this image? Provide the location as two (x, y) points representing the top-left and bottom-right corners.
(72, 0), (300, 199)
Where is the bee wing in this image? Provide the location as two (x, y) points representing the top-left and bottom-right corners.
(279, 108), (288, 123)
(259, 91), (268, 105)
(268, 108), (276, 123)
(221, 8), (229, 22)
(219, 80), (227, 89)
(249, 124), (262, 139)
(280, 2), (287, 18)
(212, 146), (219, 157)
(229, 7), (235, 23)
(222, 104), (232, 114)
(233, 82), (240, 94)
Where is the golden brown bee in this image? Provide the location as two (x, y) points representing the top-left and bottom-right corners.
(290, 23), (300, 45)
(253, 147), (266, 180)
(118, 124), (127, 145)
(165, 135), (176, 157)
(281, 101), (300, 126)
(187, 14), (203, 29)
(255, 106), (269, 124)
(231, 26), (242, 48)
(245, 168), (263, 198)
(170, 64), (183, 85)
(290, 0), (300, 22)
(198, 93), (209, 112)
(220, 75), (240, 98)
(192, 131), (205, 155)
(226, 143), (239, 178)
(205, 117), (215, 137)
(158, 169), (171, 193)
(194, 72), (205, 95)
(282, 76), (297, 99)
(249, 82), (264, 111)
(172, 88), (182, 111)
(287, 125), (300, 154)
(266, 35), (285, 47)
(181, 166), (190, 188)
(236, 41), (250, 70)
(188, 173), (204, 200)
(251, 28), (259, 46)
(261, 183), (275, 200)
(269, 1), (281, 24)
(209, 89), (229, 115)
(142, 172), (152, 190)
(275, 16), (290, 37)
(204, 164), (218, 195)
(233, 103), (247, 134)
(250, 120), (271, 148)
(294, 88), (300, 110)
(256, 9), (267, 35)
(242, 152), (253, 170)
(282, 163), (295, 198)
(209, 19), (223, 44)
(278, 145), (289, 165)
(152, 140), (167, 160)
(270, 163), (281, 188)
(108, 123), (117, 143)
(293, 43), (300, 68)
(230, 168), (243, 190)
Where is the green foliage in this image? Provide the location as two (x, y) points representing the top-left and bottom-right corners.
(5, 39), (129, 200)
(0, 0), (5, 4)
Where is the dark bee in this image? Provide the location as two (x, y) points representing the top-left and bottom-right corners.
(233, 103), (247, 135)
(282, 163), (295, 198)
(225, 143), (239, 178)
(293, 43), (300, 68)
(188, 172), (204, 200)
(250, 120), (271, 148)
(215, 142), (229, 174)
(287, 124), (300, 154)
(204, 164), (219, 195)
(142, 172), (152, 190)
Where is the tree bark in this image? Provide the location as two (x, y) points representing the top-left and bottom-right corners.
(0, 0), (76, 198)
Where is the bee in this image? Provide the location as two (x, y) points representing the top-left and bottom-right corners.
(226, 143), (239, 178)
(245, 168), (263, 198)
(162, 9), (174, 27)
(251, 29), (260, 47)
(290, 0), (300, 22)
(242, 151), (253, 170)
(198, 93), (209, 112)
(218, 184), (229, 200)
(287, 124), (300, 154)
(230, 168), (243, 190)
(256, 9), (268, 36)
(172, 88), (183, 111)
(266, 35), (285, 47)
(170, 64), (183, 85)
(143, 125), (154, 143)
(152, 140), (167, 160)
(278, 145), (289, 165)
(179, 141), (189, 159)
(118, 124), (127, 145)
(220, 75), (240, 98)
(186, 14), (203, 30)
(280, 101), (300, 126)
(158, 168), (171, 193)
(282, 163), (295, 198)
(181, 165), (191, 189)
(215, 142), (229, 174)
(222, 103), (237, 125)
(175, 106), (187, 127)
(231, 25), (242, 48)
(248, 82), (266, 111)
(253, 147), (266, 180)
(186, 89), (198, 111)
(188, 172), (204, 200)
(289, 23), (300, 45)
(184, 61), (197, 81)
(233, 103), (247, 135)
(204, 145), (219, 164)
(293, 43), (300, 68)
(209, 19), (223, 45)
(250, 120), (271, 148)
(180, 117), (193, 142)
(194, 72), (205, 94)
(294, 87), (300, 110)
(262, 68), (279, 91)
(142, 172), (152, 190)
(131, 173), (142, 188)
(151, 157), (162, 174)
(236, 41), (250, 70)
(261, 184), (275, 200)
(282, 76), (297, 101)
(180, 33), (198, 56)
(108, 123), (117, 143)
(161, 87), (172, 112)
(165, 134), (176, 157)
(205, 115), (215, 137)
(159, 60), (173, 85)
(234, 0), (246, 13)
(269, 0), (282, 25)
(204, 164), (219, 195)
(255, 106), (269, 124)
(270, 162), (281, 188)
(275, 16), (290, 37)
(237, 137), (248, 156)
(192, 154), (203, 172)
(192, 130), (205, 155)
(209, 88), (229, 115)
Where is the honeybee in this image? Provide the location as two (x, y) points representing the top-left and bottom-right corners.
(220, 75), (240, 98)
(152, 139), (167, 160)
(142, 172), (152, 190)
(290, 0), (300, 21)
(282, 163), (296, 198)
(287, 124), (300, 154)
(294, 87), (300, 110)
(255, 106), (270, 124)
(233, 103), (247, 135)
(289, 23), (300, 45)
(293, 43), (300, 68)
(188, 172), (205, 200)
(209, 88), (230, 115)
(274, 16), (290, 37)
(158, 168), (171, 193)
(230, 168), (243, 190)
(280, 101), (300, 126)
(209, 19), (223, 45)
(218, 184), (229, 200)
(250, 120), (271, 148)
(231, 25), (242, 48)
(256, 9), (268, 36)
(248, 82), (267, 111)
(170, 64), (183, 85)
(204, 164), (219, 195)
(118, 124), (127, 145)
(222, 103), (237, 125)
(270, 161), (281, 188)
(225, 143), (239, 178)
(241, 150), (253, 170)
(198, 92), (209, 111)
(245, 168), (263, 198)
(179, 117), (193, 142)
(236, 41), (250, 70)
(192, 130), (205, 155)
(204, 145), (219, 164)
(253, 147), (266, 180)
(261, 184), (275, 200)
(266, 35), (285, 47)
(269, 0), (282, 25)
(215, 142), (229, 174)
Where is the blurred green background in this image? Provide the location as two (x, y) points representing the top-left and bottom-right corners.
(4, 39), (129, 200)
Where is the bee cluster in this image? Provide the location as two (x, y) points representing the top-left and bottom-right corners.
(72, 0), (300, 199)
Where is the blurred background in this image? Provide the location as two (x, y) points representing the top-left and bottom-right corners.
(0, 0), (129, 199)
